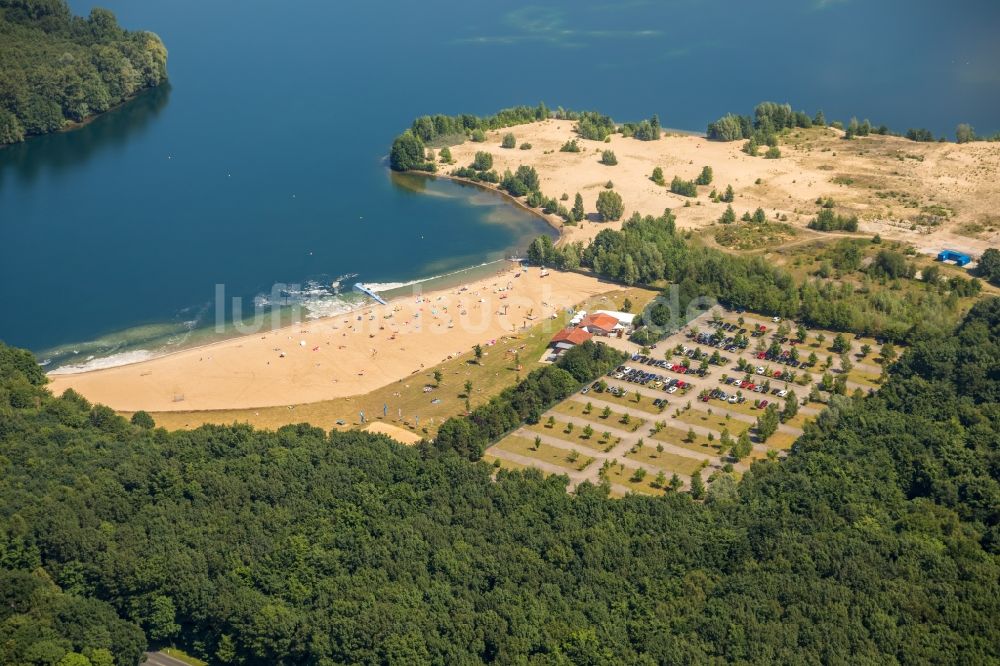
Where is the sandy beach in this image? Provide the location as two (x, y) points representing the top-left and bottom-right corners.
(48, 264), (612, 412)
(440, 119), (1000, 255)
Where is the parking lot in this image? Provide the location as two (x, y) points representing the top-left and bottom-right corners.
(485, 308), (894, 497)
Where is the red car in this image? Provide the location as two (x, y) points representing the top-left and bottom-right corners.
(676, 381), (687, 389)
(760, 400), (769, 408)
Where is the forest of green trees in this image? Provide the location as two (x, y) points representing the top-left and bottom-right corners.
(1, 296), (998, 663)
(0, 0), (168, 145)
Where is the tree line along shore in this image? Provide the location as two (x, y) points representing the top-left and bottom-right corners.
(0, 0), (168, 146)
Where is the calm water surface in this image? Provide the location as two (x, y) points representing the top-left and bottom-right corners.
(1, 0), (997, 367)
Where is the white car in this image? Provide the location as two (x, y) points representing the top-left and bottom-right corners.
(756, 366), (765, 375)
(728, 396), (739, 404)
(667, 386), (678, 394)
(772, 316), (781, 323)
(777, 389), (788, 398)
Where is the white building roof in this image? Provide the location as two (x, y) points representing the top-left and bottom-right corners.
(595, 310), (635, 325)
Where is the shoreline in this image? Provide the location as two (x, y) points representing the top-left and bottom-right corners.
(0, 84), (167, 150)
(48, 262), (615, 412)
(405, 170), (569, 245)
(44, 259), (510, 377)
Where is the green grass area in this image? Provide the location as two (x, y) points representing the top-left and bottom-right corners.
(846, 367), (883, 389)
(624, 445), (706, 477)
(549, 401), (646, 432)
(482, 454), (533, 474)
(714, 220), (796, 250)
(160, 649), (208, 666)
(599, 463), (664, 496)
(782, 411), (815, 431)
(493, 436), (594, 472)
(763, 431), (799, 451)
(649, 423), (724, 456)
(528, 420), (621, 454)
(671, 408), (750, 437)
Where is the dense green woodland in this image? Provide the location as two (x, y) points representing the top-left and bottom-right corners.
(529, 209), (981, 344)
(0, 0), (167, 145)
(1, 291), (999, 663)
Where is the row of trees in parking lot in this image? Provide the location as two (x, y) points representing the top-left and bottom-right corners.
(433, 341), (625, 460)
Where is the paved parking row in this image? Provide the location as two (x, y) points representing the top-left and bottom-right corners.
(487, 309), (891, 496)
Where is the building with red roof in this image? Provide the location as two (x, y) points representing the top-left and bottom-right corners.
(549, 326), (593, 350)
(579, 312), (624, 336)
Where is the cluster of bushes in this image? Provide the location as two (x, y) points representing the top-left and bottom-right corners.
(599, 149), (617, 165)
(906, 127), (935, 142)
(808, 208), (859, 232)
(845, 117), (873, 139)
(576, 111), (617, 141)
(722, 108), (965, 145)
(718, 206), (779, 227)
(389, 131), (436, 171)
(868, 248), (916, 279)
(977, 248), (1000, 285)
(526, 234), (586, 269)
(670, 175), (697, 197)
(955, 123), (1000, 143)
(707, 102), (816, 143)
(620, 114), (660, 140)
(596, 189), (624, 221)
(433, 341), (625, 459)
(0, 0), (169, 145)
(408, 103), (552, 144)
(559, 138), (581, 152)
(497, 165), (580, 223)
(712, 184), (735, 203)
(498, 164), (538, 196)
(451, 166), (499, 183)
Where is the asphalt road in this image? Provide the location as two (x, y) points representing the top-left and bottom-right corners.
(144, 652), (194, 666)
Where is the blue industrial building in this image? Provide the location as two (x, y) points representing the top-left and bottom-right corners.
(937, 250), (972, 267)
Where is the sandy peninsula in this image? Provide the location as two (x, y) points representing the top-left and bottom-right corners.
(48, 264), (612, 412)
(440, 119), (1000, 256)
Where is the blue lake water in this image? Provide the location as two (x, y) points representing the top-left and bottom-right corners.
(2, 0), (998, 367)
